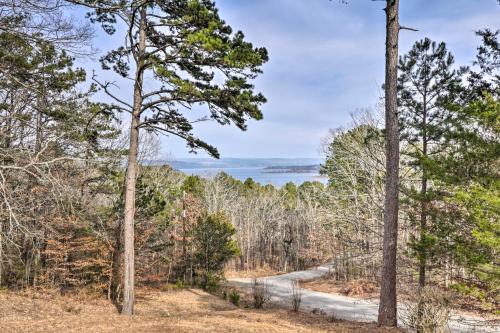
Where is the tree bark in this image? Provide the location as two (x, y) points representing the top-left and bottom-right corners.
(182, 191), (188, 283)
(419, 99), (428, 289)
(0, 219), (2, 287)
(121, 4), (147, 316)
(416, 91), (429, 333)
(378, 0), (400, 327)
(110, 218), (122, 302)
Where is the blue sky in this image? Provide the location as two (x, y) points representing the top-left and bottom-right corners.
(80, 0), (500, 159)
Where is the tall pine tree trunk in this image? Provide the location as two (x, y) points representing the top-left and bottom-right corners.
(0, 220), (2, 287)
(121, 4), (146, 316)
(419, 102), (428, 289)
(416, 100), (429, 333)
(378, 0), (400, 327)
(110, 218), (122, 302)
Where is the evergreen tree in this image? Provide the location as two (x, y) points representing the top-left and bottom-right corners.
(433, 30), (499, 308)
(192, 212), (239, 290)
(398, 38), (466, 288)
(0, 14), (121, 288)
(73, 0), (268, 314)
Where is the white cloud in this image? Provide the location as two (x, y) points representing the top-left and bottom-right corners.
(78, 0), (500, 159)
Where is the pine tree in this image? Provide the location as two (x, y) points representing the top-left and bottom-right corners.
(378, 0), (400, 326)
(398, 38), (466, 288)
(434, 30), (499, 308)
(0, 13), (121, 288)
(192, 212), (239, 290)
(73, 0), (268, 315)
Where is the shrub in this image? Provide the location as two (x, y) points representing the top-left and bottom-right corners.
(194, 271), (221, 292)
(204, 272), (221, 293)
(229, 289), (240, 306)
(400, 286), (453, 333)
(252, 278), (271, 309)
(192, 212), (240, 290)
(174, 279), (185, 289)
(40, 218), (110, 292)
(340, 279), (378, 297)
(291, 280), (302, 312)
(311, 308), (326, 315)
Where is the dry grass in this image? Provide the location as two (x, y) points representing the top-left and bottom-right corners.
(399, 286), (453, 333)
(302, 277), (500, 323)
(224, 267), (282, 279)
(0, 288), (403, 333)
(302, 278), (380, 300)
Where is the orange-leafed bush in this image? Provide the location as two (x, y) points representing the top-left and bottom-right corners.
(41, 217), (110, 293)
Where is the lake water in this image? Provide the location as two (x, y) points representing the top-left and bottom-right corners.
(179, 167), (327, 187)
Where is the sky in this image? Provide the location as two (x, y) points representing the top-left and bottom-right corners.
(79, 0), (500, 159)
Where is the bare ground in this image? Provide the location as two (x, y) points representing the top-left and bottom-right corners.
(301, 278), (380, 300)
(225, 267), (283, 279)
(0, 288), (403, 333)
(302, 275), (500, 318)
(228, 263), (499, 332)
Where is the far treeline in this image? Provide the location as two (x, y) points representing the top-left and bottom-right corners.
(0, 0), (498, 329)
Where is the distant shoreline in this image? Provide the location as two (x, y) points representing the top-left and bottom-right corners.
(154, 157), (323, 170)
(178, 165), (327, 187)
(261, 164), (320, 174)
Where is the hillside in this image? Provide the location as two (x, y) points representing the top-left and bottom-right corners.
(0, 289), (402, 333)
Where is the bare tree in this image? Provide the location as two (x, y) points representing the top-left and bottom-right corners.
(0, 0), (94, 55)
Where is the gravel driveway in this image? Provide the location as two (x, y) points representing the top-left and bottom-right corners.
(228, 263), (499, 333)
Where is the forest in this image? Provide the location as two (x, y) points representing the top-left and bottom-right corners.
(0, 1), (499, 332)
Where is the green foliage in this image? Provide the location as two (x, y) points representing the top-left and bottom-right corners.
(243, 177), (258, 191)
(136, 175), (168, 220)
(192, 212), (240, 289)
(0, 13), (121, 160)
(228, 289), (240, 306)
(298, 181), (325, 203)
(451, 282), (486, 301)
(397, 38), (469, 281)
(174, 279), (186, 289)
(438, 93), (500, 184)
(434, 33), (499, 305)
(182, 175), (205, 197)
(398, 38), (465, 147)
(450, 282), (499, 314)
(203, 272), (221, 293)
(399, 32), (499, 307)
(281, 182), (298, 208)
(0, 11), (124, 290)
(448, 181), (500, 301)
(85, 0), (268, 157)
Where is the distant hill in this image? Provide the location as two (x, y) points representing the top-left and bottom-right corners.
(262, 165), (320, 173)
(151, 157), (322, 170)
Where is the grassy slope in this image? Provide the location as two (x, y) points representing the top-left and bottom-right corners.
(0, 288), (403, 333)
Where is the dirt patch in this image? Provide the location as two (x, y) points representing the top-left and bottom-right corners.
(302, 277), (500, 322)
(398, 284), (500, 320)
(225, 268), (283, 279)
(302, 278), (380, 300)
(340, 280), (379, 297)
(0, 288), (403, 333)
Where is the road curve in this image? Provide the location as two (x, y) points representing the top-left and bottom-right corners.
(228, 262), (499, 333)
